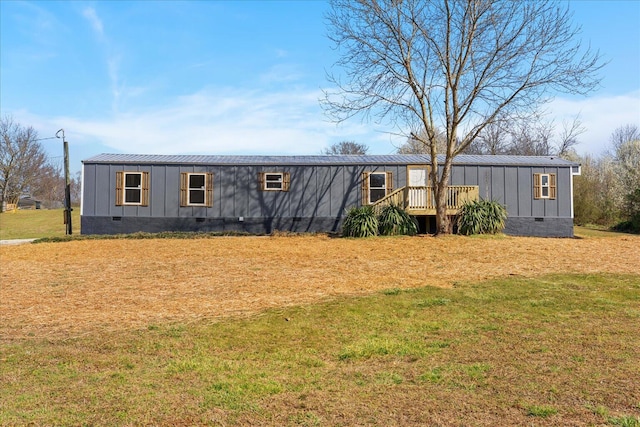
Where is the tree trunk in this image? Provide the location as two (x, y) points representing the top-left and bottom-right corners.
(433, 155), (455, 235)
(435, 182), (450, 234)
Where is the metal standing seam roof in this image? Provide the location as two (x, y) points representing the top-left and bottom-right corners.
(82, 153), (579, 167)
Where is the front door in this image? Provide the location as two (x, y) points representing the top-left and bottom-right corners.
(407, 165), (429, 208)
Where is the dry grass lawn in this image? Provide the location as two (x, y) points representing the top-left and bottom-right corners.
(1, 234), (638, 341)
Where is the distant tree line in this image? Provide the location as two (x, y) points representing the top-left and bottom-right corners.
(396, 114), (585, 158)
(572, 124), (640, 231)
(0, 116), (81, 212)
(322, 140), (369, 155)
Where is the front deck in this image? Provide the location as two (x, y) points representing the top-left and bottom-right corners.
(373, 185), (480, 215)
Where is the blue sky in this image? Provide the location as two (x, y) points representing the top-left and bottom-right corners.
(1, 1), (639, 173)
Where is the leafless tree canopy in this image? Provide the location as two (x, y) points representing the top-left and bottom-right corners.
(401, 114), (585, 156)
(0, 116), (48, 211)
(397, 127), (447, 154)
(324, 0), (603, 233)
(467, 114), (585, 157)
(33, 163), (83, 209)
(323, 140), (369, 155)
(1, 117), (84, 212)
(609, 124), (640, 152)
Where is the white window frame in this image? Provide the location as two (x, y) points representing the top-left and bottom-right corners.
(180, 172), (213, 207)
(123, 172), (143, 205)
(368, 171), (387, 204)
(187, 173), (207, 206)
(540, 173), (551, 199)
(263, 172), (284, 191)
(534, 172), (556, 200)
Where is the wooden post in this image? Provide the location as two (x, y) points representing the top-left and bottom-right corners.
(57, 129), (72, 235)
(64, 137), (72, 235)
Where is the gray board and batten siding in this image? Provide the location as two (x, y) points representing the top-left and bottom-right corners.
(81, 154), (580, 237)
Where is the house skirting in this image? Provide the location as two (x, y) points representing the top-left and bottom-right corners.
(82, 215), (574, 237)
(503, 217), (574, 238)
(81, 216), (343, 235)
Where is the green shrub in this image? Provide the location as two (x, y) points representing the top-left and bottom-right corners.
(378, 204), (418, 236)
(612, 214), (640, 234)
(612, 188), (640, 234)
(342, 205), (379, 237)
(457, 199), (507, 235)
(342, 204), (418, 237)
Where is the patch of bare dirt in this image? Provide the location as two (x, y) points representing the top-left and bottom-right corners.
(1, 234), (638, 340)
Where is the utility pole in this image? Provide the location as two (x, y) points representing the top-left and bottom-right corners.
(56, 129), (72, 235)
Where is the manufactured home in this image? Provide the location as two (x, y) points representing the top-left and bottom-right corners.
(81, 154), (581, 237)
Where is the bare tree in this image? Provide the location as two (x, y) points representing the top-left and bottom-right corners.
(322, 140), (369, 155)
(467, 113), (584, 157)
(556, 116), (586, 157)
(323, 0), (603, 233)
(508, 117), (557, 156)
(71, 171), (82, 206)
(471, 119), (510, 155)
(397, 127), (447, 154)
(609, 124), (640, 153)
(0, 116), (48, 212)
(397, 136), (430, 154)
(32, 163), (65, 209)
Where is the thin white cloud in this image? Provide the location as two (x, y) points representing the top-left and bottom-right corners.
(259, 63), (303, 84)
(82, 7), (104, 39)
(22, 86), (385, 156)
(548, 90), (640, 155)
(107, 55), (122, 110)
(18, 88), (638, 160)
(25, 85), (636, 161)
(80, 7), (124, 112)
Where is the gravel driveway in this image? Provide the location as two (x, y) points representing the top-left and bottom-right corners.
(0, 239), (37, 246)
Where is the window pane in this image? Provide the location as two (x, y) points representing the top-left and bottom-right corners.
(542, 187), (549, 197)
(265, 174), (282, 182)
(370, 189), (386, 203)
(189, 174), (205, 189)
(541, 175), (549, 186)
(189, 190), (205, 204)
(125, 173), (141, 188)
(369, 173), (386, 188)
(266, 181), (282, 189)
(125, 189), (141, 203)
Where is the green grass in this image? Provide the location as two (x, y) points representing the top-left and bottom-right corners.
(0, 208), (81, 239)
(574, 225), (627, 238)
(527, 405), (558, 417)
(1, 273), (639, 425)
(608, 415), (640, 427)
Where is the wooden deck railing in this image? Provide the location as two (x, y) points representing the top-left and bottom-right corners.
(373, 185), (479, 215)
